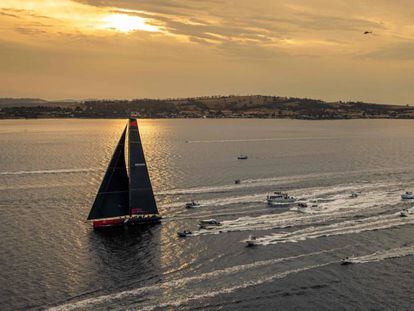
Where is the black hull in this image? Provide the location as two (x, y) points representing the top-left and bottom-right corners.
(126, 216), (162, 227)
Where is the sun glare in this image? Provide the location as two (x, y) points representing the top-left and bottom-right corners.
(101, 14), (159, 33)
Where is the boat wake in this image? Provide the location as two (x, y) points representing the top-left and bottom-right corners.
(158, 166), (414, 196)
(188, 189), (408, 236)
(0, 168), (102, 176)
(49, 248), (340, 311)
(256, 211), (414, 245)
(185, 136), (336, 144)
(343, 245), (414, 265)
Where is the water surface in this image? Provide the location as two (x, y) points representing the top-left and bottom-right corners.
(0, 119), (413, 310)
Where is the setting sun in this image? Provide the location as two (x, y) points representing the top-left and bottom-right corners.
(101, 13), (159, 33)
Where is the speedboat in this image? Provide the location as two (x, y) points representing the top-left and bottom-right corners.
(267, 192), (296, 206)
(401, 191), (414, 200)
(185, 201), (200, 209)
(177, 230), (192, 237)
(350, 192), (358, 198)
(245, 235), (257, 247)
(199, 219), (221, 225)
(400, 209), (410, 217)
(234, 179), (241, 184)
(237, 155), (248, 160)
(199, 219), (221, 229)
(340, 257), (354, 265)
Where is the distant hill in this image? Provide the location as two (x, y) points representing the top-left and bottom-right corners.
(0, 98), (80, 108)
(0, 95), (413, 119)
(0, 98), (49, 107)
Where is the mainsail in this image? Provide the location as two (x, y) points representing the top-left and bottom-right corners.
(128, 119), (159, 215)
(87, 127), (130, 220)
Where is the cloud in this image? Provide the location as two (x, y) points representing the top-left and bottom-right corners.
(363, 42), (414, 60)
(0, 0), (413, 104)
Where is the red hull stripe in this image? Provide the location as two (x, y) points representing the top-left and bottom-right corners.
(93, 218), (124, 228)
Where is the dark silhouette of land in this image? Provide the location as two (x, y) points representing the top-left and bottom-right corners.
(0, 95), (413, 120)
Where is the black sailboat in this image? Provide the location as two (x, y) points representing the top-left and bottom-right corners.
(87, 118), (161, 229)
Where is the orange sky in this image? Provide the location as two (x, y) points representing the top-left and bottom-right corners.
(0, 0), (413, 104)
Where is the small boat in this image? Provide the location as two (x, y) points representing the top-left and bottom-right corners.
(267, 192), (296, 206)
(234, 179), (241, 184)
(400, 209), (410, 217)
(340, 257), (354, 265)
(199, 219), (221, 226)
(199, 219), (221, 229)
(237, 155), (248, 160)
(297, 203), (308, 208)
(185, 201), (200, 209)
(401, 191), (414, 200)
(245, 235), (257, 247)
(177, 230), (192, 237)
(350, 192), (358, 198)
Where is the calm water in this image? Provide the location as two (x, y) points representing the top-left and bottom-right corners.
(0, 119), (413, 310)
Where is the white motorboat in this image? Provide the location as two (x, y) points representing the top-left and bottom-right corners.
(401, 191), (414, 200)
(400, 209), (410, 217)
(245, 235), (257, 247)
(237, 155), (248, 160)
(267, 192), (296, 206)
(185, 201), (200, 209)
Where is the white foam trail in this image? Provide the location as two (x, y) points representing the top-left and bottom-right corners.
(346, 246), (414, 264)
(141, 262), (335, 311)
(190, 188), (405, 236)
(49, 248), (338, 311)
(186, 137), (336, 143)
(159, 166), (414, 196)
(0, 168), (102, 176)
(257, 212), (414, 245)
(162, 179), (404, 213)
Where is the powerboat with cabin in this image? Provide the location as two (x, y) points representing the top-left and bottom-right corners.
(401, 191), (414, 200)
(245, 235), (257, 247)
(267, 192), (296, 206)
(185, 201), (200, 209)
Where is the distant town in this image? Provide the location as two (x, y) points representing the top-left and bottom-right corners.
(1, 96), (413, 120)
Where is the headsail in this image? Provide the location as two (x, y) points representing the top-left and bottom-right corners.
(128, 119), (159, 215)
(87, 127), (130, 220)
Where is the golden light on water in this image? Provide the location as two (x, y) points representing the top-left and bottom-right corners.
(101, 14), (159, 33)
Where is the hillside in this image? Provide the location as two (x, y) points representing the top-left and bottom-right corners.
(0, 95), (413, 119)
